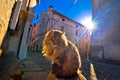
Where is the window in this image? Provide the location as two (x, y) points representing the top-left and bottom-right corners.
(61, 18), (65, 21)
(9, 1), (22, 30)
(76, 25), (79, 28)
(42, 18), (44, 21)
(75, 30), (78, 36)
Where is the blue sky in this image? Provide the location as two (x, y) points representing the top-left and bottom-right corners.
(32, 0), (92, 25)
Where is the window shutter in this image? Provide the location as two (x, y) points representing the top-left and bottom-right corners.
(9, 1), (22, 30)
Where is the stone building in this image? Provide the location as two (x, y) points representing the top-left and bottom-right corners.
(0, 0), (15, 55)
(91, 0), (120, 61)
(30, 6), (91, 58)
(29, 23), (41, 51)
(0, 0), (40, 59)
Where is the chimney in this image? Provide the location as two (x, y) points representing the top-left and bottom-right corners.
(49, 5), (54, 11)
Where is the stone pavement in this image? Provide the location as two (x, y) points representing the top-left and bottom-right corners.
(19, 51), (120, 80)
(90, 60), (120, 80)
(19, 52), (51, 80)
(0, 52), (21, 80)
(0, 51), (120, 80)
(82, 60), (120, 80)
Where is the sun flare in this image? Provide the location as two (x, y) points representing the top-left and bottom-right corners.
(80, 16), (96, 30)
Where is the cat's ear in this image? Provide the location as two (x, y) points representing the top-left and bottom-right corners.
(46, 29), (54, 36)
(49, 29), (54, 33)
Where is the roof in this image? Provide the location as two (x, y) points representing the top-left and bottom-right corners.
(50, 9), (85, 27)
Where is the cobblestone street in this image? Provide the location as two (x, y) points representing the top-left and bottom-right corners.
(0, 51), (120, 80)
(82, 60), (120, 80)
(19, 51), (120, 80)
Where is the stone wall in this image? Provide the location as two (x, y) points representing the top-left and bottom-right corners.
(0, 0), (15, 50)
(91, 0), (120, 61)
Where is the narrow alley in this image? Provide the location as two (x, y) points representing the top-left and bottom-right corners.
(1, 51), (120, 80)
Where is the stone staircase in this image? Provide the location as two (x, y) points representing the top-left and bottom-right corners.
(19, 52), (51, 80)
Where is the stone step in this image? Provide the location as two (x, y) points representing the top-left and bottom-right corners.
(22, 72), (48, 80)
(21, 67), (44, 72)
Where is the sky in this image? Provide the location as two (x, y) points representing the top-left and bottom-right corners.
(32, 0), (92, 25)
